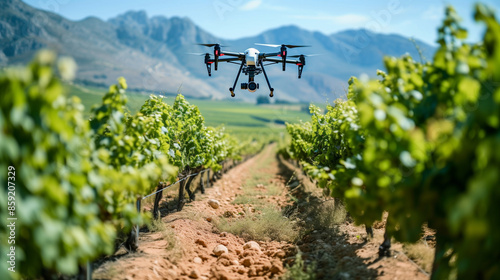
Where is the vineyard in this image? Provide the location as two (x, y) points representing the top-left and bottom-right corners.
(1, 3), (499, 280)
(0, 51), (264, 279)
(284, 5), (500, 279)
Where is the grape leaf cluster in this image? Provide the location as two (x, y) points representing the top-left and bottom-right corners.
(286, 5), (500, 278)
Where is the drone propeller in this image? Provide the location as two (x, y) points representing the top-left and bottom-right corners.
(197, 43), (228, 47)
(255, 43), (311, 48)
(285, 44), (311, 48)
(187, 52), (209, 56)
(289, 54), (321, 57)
(255, 43), (281, 48)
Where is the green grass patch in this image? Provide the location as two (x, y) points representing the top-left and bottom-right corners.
(218, 145), (298, 242)
(67, 83), (150, 118)
(215, 207), (299, 242)
(313, 200), (347, 230)
(403, 242), (434, 273)
(147, 218), (167, 232)
(233, 151), (281, 205)
(233, 183), (282, 205)
(232, 195), (264, 206)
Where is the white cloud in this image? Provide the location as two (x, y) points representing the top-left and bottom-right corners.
(240, 0), (263, 11)
(292, 13), (369, 26)
(422, 5), (443, 20)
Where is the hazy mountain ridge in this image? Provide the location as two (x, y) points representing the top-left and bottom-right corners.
(1, 0), (435, 101)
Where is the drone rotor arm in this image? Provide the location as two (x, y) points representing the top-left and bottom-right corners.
(260, 52), (282, 58)
(262, 57), (300, 64)
(220, 51), (245, 57)
(216, 57), (242, 63)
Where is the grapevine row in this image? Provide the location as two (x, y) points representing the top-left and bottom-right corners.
(0, 52), (257, 278)
(285, 5), (500, 279)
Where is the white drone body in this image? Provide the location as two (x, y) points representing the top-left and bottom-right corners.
(244, 48), (260, 66)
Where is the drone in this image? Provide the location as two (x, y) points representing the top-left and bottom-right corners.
(196, 43), (311, 97)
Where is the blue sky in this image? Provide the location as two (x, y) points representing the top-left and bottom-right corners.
(23, 0), (500, 45)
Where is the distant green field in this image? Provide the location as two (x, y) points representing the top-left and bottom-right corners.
(67, 84), (150, 116)
(67, 84), (314, 137)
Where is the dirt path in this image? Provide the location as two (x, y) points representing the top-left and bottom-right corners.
(93, 144), (432, 280)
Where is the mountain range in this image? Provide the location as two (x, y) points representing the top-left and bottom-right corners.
(0, 0), (435, 102)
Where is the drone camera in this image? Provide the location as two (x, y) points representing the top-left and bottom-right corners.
(248, 81), (259, 92)
(241, 82), (259, 92)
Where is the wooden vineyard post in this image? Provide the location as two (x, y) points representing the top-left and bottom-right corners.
(207, 169), (210, 188)
(185, 174), (197, 201)
(86, 261), (92, 280)
(177, 174), (187, 211)
(125, 196), (142, 252)
(200, 171), (206, 194)
(153, 182), (164, 220)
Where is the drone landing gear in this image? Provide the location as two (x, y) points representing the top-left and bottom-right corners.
(204, 53), (212, 77)
(260, 60), (275, 98)
(229, 59), (245, 97)
(206, 63), (212, 77)
(298, 64), (304, 79)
